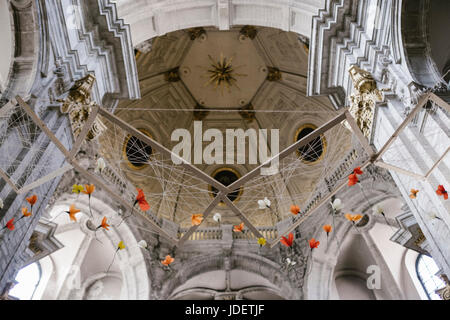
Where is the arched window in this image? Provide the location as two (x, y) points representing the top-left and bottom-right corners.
(416, 254), (445, 300)
(9, 262), (42, 300)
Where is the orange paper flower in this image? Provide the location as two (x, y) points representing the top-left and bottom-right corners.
(162, 255), (174, 266)
(353, 167), (363, 175)
(135, 189), (150, 211)
(6, 218), (15, 231)
(409, 189), (419, 199)
(191, 214), (204, 226)
(26, 195), (38, 206)
(280, 233), (294, 247)
(436, 185), (448, 200)
(345, 213), (363, 223)
(348, 173), (359, 186)
(290, 205), (301, 215)
(323, 224), (332, 234)
(22, 207), (32, 217)
(233, 223), (244, 232)
(309, 238), (320, 250)
(100, 217), (110, 230)
(82, 184), (95, 195)
(68, 204), (81, 222)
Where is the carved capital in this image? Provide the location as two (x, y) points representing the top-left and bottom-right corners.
(348, 66), (384, 138)
(436, 274), (450, 300)
(60, 74), (106, 141)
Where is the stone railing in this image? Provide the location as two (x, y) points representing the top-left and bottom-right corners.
(178, 226), (278, 242)
(293, 148), (361, 223)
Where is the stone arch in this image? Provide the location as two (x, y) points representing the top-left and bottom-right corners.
(111, 0), (329, 47)
(400, 0), (448, 87)
(303, 172), (407, 299)
(37, 193), (150, 300)
(159, 251), (302, 300)
(0, 0), (41, 104)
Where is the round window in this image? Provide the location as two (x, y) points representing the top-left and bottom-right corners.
(295, 124), (326, 163)
(123, 129), (153, 169)
(209, 168), (243, 203)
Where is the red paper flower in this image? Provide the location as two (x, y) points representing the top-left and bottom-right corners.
(6, 218), (15, 231)
(135, 189), (150, 211)
(348, 173), (359, 186)
(436, 185), (448, 200)
(309, 238), (320, 250)
(280, 233), (294, 247)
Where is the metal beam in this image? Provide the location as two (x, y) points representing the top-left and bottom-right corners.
(429, 92), (450, 112)
(177, 192), (225, 246)
(374, 160), (426, 181)
(268, 159), (371, 248)
(16, 96), (72, 159)
(227, 111), (347, 192)
(70, 160), (179, 245)
(0, 168), (19, 193)
(17, 164), (74, 194)
(374, 92), (430, 161)
(424, 146), (450, 179)
(68, 104), (99, 159)
(222, 196), (266, 243)
(98, 107), (231, 194)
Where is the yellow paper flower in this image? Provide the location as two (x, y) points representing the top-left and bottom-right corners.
(72, 184), (84, 194)
(258, 238), (267, 246)
(118, 241), (126, 250)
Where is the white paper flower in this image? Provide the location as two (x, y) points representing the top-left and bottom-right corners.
(258, 197), (271, 209)
(0, 198), (3, 210)
(138, 240), (148, 250)
(331, 198), (343, 212)
(213, 213), (222, 223)
(286, 258), (296, 266)
(426, 212), (441, 221)
(95, 157), (106, 173)
(373, 205), (384, 215)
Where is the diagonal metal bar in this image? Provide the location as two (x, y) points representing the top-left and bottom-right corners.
(222, 196), (266, 242)
(344, 110), (376, 158)
(70, 160), (178, 245)
(0, 168), (20, 193)
(68, 104), (99, 159)
(15, 96), (178, 245)
(16, 96), (72, 159)
(374, 92), (430, 162)
(98, 106), (231, 194)
(424, 146), (450, 179)
(374, 160), (426, 180)
(268, 159), (372, 248)
(17, 164), (74, 194)
(429, 92), (450, 112)
(177, 191), (226, 246)
(227, 111), (347, 192)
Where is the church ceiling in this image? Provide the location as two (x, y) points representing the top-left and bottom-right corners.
(98, 26), (354, 228)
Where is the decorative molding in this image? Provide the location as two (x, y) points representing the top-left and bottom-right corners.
(60, 74), (106, 141)
(436, 274), (450, 300)
(348, 65), (384, 138)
